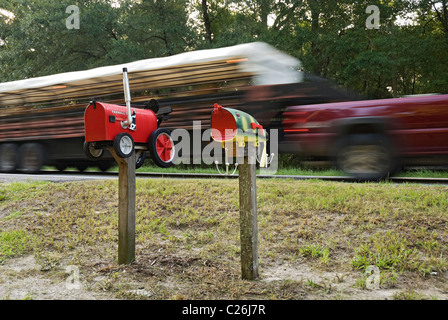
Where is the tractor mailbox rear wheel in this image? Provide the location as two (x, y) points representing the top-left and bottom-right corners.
(149, 128), (175, 168)
(114, 133), (135, 158)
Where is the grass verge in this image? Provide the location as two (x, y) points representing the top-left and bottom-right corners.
(1, 178), (447, 299)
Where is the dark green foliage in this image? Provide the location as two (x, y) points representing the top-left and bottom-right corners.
(0, 0), (446, 98)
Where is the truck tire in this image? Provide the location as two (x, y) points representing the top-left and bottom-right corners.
(135, 150), (146, 169)
(17, 143), (45, 173)
(113, 133), (134, 159)
(84, 141), (104, 160)
(55, 163), (67, 171)
(76, 163), (88, 172)
(97, 160), (114, 172)
(148, 128), (174, 168)
(0, 143), (18, 173)
(333, 134), (396, 180)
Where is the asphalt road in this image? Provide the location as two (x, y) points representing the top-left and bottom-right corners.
(0, 172), (117, 183)
(1, 171), (448, 185)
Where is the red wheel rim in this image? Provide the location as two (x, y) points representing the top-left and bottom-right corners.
(156, 133), (174, 162)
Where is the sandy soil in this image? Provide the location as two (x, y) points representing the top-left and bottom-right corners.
(0, 255), (115, 300)
(1, 254), (447, 300)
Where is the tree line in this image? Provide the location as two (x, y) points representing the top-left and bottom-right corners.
(1, 0), (447, 99)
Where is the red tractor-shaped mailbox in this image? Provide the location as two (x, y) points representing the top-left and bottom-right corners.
(84, 68), (175, 168)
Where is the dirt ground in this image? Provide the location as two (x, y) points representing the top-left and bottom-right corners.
(0, 255), (115, 300)
(1, 253), (447, 300)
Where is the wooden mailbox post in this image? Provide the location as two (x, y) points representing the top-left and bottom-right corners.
(238, 153), (259, 280)
(110, 149), (136, 265)
(211, 104), (271, 280)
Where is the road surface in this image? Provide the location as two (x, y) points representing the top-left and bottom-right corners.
(0, 172), (117, 183)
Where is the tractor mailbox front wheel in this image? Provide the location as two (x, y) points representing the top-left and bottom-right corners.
(149, 128), (175, 168)
(114, 133), (135, 159)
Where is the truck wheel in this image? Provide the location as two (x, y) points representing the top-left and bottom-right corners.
(0, 143), (18, 173)
(149, 128), (174, 168)
(136, 151), (146, 169)
(84, 141), (104, 160)
(17, 143), (45, 173)
(97, 160), (114, 172)
(55, 163), (67, 171)
(76, 163), (88, 172)
(334, 134), (396, 181)
(114, 133), (134, 158)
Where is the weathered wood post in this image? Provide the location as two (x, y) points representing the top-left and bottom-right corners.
(211, 104), (269, 281)
(238, 152), (259, 280)
(110, 149), (136, 265)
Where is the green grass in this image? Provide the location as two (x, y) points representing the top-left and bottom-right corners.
(63, 163), (448, 178)
(134, 164), (347, 176)
(395, 169), (448, 178)
(0, 230), (34, 262)
(1, 178), (447, 299)
(352, 232), (421, 272)
(299, 244), (330, 265)
(136, 162), (448, 178)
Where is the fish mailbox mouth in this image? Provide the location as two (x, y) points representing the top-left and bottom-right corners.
(211, 104), (238, 142)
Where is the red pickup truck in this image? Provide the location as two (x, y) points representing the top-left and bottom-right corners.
(281, 94), (448, 180)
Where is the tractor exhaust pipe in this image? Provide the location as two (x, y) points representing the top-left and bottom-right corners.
(121, 67), (133, 129)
